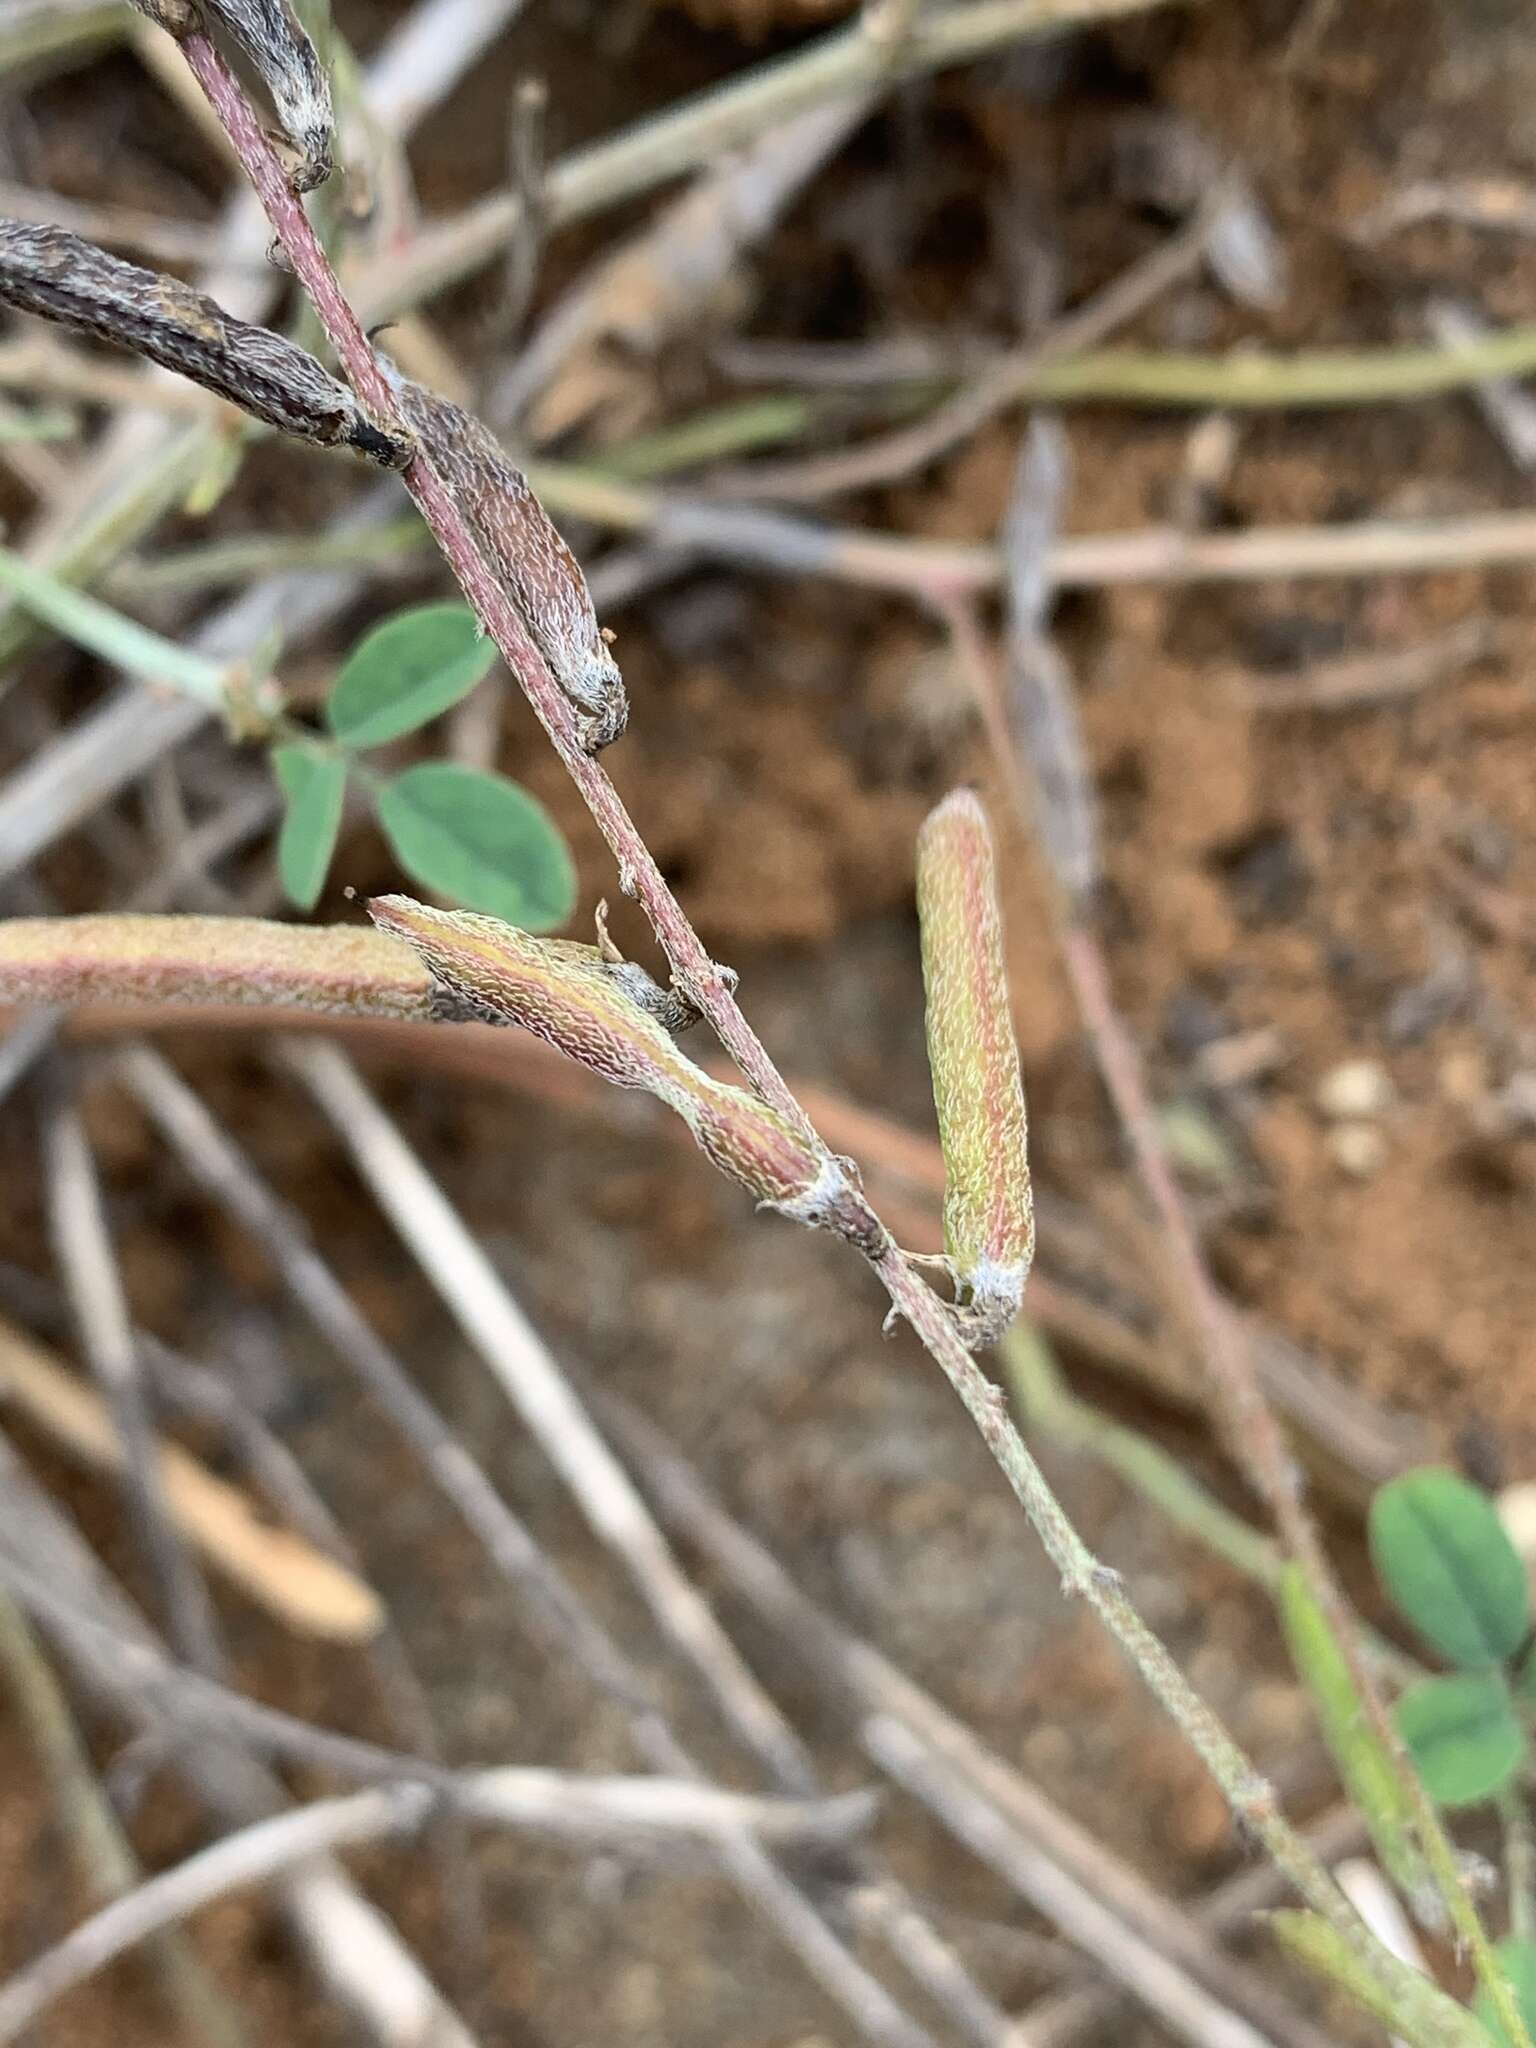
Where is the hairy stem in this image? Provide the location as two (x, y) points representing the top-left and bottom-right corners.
(180, 26), (816, 1145)
(871, 1246), (1391, 1960)
(66, 28), (1490, 2039)
(1061, 923), (1526, 2042)
(0, 915), (435, 1020)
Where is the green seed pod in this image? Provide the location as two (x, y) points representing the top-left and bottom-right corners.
(916, 790), (1033, 1348)
(370, 897), (882, 1253)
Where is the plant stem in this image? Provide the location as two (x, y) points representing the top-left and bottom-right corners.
(0, 915), (437, 1020)
(1059, 926), (1528, 2044)
(1013, 332), (1536, 406)
(132, 32), (1499, 2039)
(367, 0), (1189, 319)
(180, 26), (817, 1146)
(870, 1242), (1400, 1968)
(1002, 1321), (1283, 1589)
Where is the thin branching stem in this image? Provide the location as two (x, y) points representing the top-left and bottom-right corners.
(181, 26), (815, 1141)
(27, 24), (1499, 2041)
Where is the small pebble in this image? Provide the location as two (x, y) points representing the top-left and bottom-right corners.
(1316, 1057), (1394, 1121)
(1330, 1121), (1387, 1178)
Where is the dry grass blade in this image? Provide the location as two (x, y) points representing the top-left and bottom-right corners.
(0, 1589), (249, 2048)
(0, 183), (251, 268)
(999, 418), (1099, 908)
(43, 1094), (226, 1671)
(114, 1040), (945, 2048)
(704, 205), (1212, 501)
(284, 1035), (820, 1786)
(284, 1044), (1016, 2046)
(0, 1772), (872, 2047)
(864, 1715), (1283, 2048)
(0, 1427), (480, 2048)
(598, 1389), (1342, 2048)
(494, 97), (871, 430)
(0, 1313), (382, 1640)
(368, 0), (1189, 319)
(131, 1323), (490, 1995)
(286, 1042), (1025, 2043)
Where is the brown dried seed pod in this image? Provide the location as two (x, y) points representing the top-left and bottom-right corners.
(126, 0), (204, 32)
(205, 0), (333, 190)
(381, 365), (628, 751)
(128, 0), (334, 191)
(0, 221), (408, 467)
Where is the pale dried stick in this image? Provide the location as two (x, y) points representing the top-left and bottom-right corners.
(865, 1714), (1283, 2048)
(0, 1553), (463, 1788)
(262, 455), (1536, 597)
(0, 1558), (868, 1841)
(64, 23), (1488, 2030)
(0, 1590), (248, 2048)
(0, 184), (248, 269)
(276, 1049), (1013, 2048)
(125, 1325), (489, 1996)
(1428, 298), (1536, 470)
(0, 1769), (875, 2047)
(43, 1096), (226, 1672)
(35, 1089), (477, 2002)
(0, 0), (518, 670)
(705, 203), (1214, 501)
(599, 1387), (1337, 2048)
(281, 1033), (1026, 2048)
(287, 1033), (824, 1781)
(486, 75), (549, 356)
(983, 423), (1517, 2023)
(0, 1312), (380, 1639)
(362, 0), (527, 139)
(140, 1335), (439, 1730)
(113, 1041), (946, 2048)
(1240, 617), (1493, 712)
(0, 1427), (481, 2048)
(370, 0), (1189, 319)
(491, 97), (871, 428)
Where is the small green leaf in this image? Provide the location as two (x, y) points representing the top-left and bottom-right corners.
(1475, 1936), (1536, 2046)
(1278, 1563), (1430, 1903)
(272, 743), (346, 911)
(1395, 1672), (1525, 1807)
(1370, 1468), (1530, 1669)
(374, 763), (575, 930)
(326, 602), (495, 748)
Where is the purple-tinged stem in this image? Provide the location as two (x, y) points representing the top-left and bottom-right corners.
(140, 36), (1496, 2038)
(178, 27), (815, 1146)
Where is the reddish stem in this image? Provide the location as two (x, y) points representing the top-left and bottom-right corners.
(179, 29), (816, 1148)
